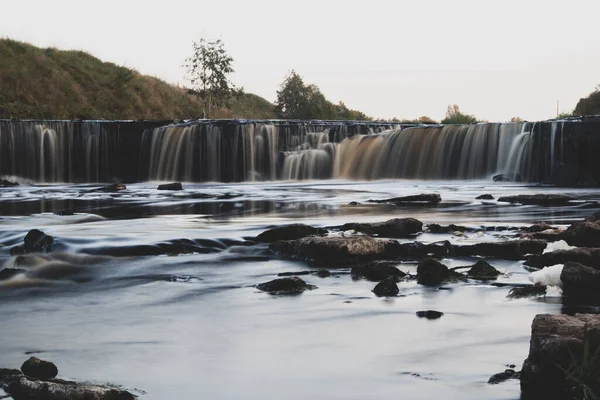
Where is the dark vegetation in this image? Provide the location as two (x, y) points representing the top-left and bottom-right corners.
(574, 86), (600, 117)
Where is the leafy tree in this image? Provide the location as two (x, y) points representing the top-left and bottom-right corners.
(510, 116), (523, 122)
(441, 104), (477, 124)
(184, 38), (239, 119)
(574, 85), (600, 116)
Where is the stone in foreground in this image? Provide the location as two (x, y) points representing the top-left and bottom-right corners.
(372, 277), (399, 297)
(256, 224), (327, 243)
(21, 357), (58, 380)
(467, 259), (502, 280)
(560, 261), (600, 300)
(256, 277), (316, 294)
(416, 258), (463, 285)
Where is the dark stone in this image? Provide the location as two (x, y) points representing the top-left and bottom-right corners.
(0, 368), (21, 380)
(340, 218), (423, 238)
(351, 261), (406, 282)
(560, 217), (600, 247)
(416, 258), (463, 285)
(493, 173), (523, 182)
(348, 201), (360, 206)
(369, 193), (441, 205)
(523, 222), (553, 233)
(372, 277), (399, 297)
(277, 271), (311, 277)
(520, 314), (600, 399)
(497, 194), (574, 206)
(0, 179), (19, 187)
(3, 375), (135, 400)
(476, 194), (494, 200)
(427, 223), (470, 233)
(157, 182), (183, 190)
(416, 310), (444, 319)
(467, 260), (501, 280)
(256, 277), (316, 294)
(507, 285), (547, 299)
(454, 240), (547, 260)
(315, 269), (331, 278)
(560, 262), (600, 300)
(525, 247), (600, 268)
(256, 224), (327, 243)
(90, 183), (126, 193)
(21, 357), (58, 380)
(397, 240), (453, 259)
(270, 236), (402, 266)
(11, 229), (55, 255)
(487, 369), (519, 384)
(0, 268), (24, 280)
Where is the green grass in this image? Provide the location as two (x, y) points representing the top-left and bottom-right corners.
(0, 38), (276, 120)
(557, 340), (600, 400)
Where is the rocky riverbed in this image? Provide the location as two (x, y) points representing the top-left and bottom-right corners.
(0, 180), (599, 399)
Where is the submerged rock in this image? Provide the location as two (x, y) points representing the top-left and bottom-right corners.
(340, 218), (423, 238)
(467, 260), (502, 280)
(351, 261), (406, 282)
(372, 277), (399, 297)
(157, 182), (183, 190)
(10, 229), (55, 255)
(21, 357), (58, 380)
(416, 258), (462, 285)
(3, 375), (135, 400)
(270, 236), (401, 266)
(454, 240), (547, 260)
(493, 173), (523, 182)
(526, 247), (600, 268)
(416, 310), (444, 320)
(256, 277), (316, 294)
(476, 194), (494, 200)
(0, 267), (24, 280)
(256, 224), (327, 243)
(369, 193), (441, 205)
(520, 314), (600, 399)
(497, 194), (574, 206)
(488, 369), (519, 384)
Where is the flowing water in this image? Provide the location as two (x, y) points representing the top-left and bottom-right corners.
(1, 179), (600, 399)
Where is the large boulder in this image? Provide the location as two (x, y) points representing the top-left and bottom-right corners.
(256, 224), (327, 243)
(340, 218), (423, 238)
(467, 259), (502, 280)
(256, 277), (316, 294)
(560, 262), (600, 301)
(560, 218), (600, 248)
(372, 277), (399, 297)
(270, 236), (401, 266)
(520, 314), (600, 399)
(351, 261), (406, 282)
(369, 193), (441, 205)
(497, 194), (574, 206)
(417, 258), (463, 285)
(20, 357), (58, 380)
(526, 247), (600, 268)
(454, 240), (547, 260)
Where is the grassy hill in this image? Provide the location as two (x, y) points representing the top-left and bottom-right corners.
(0, 38), (276, 120)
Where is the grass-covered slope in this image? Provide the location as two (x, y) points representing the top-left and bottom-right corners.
(0, 38), (276, 120)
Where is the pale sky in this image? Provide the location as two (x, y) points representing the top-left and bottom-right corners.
(2, 0), (599, 121)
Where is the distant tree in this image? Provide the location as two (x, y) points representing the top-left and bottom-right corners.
(574, 85), (600, 116)
(441, 104), (477, 124)
(184, 38), (239, 119)
(417, 116), (438, 124)
(510, 116), (523, 122)
(557, 112), (574, 119)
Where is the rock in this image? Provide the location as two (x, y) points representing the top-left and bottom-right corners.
(256, 224), (327, 243)
(351, 261), (406, 282)
(493, 173), (523, 182)
(526, 247), (600, 268)
(10, 229), (55, 255)
(277, 271), (311, 277)
(560, 218), (600, 247)
(427, 223), (471, 233)
(523, 222), (553, 233)
(369, 193), (441, 205)
(256, 277), (316, 294)
(476, 194), (494, 200)
(0, 268), (24, 280)
(417, 258), (463, 285)
(467, 260), (501, 280)
(416, 310), (444, 320)
(520, 314), (600, 399)
(507, 285), (547, 299)
(397, 240), (453, 259)
(90, 183), (126, 193)
(497, 194), (574, 206)
(270, 236), (401, 266)
(372, 277), (399, 297)
(315, 269), (331, 278)
(560, 262), (600, 300)
(454, 240), (547, 260)
(348, 201), (360, 206)
(0, 179), (19, 187)
(157, 182), (183, 190)
(488, 369), (519, 384)
(340, 218), (423, 238)
(21, 357), (58, 380)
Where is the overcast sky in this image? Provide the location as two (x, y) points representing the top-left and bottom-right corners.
(2, 0), (599, 121)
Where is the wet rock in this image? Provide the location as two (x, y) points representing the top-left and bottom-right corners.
(348, 201), (360, 206)
(427, 223), (470, 234)
(270, 236), (401, 266)
(90, 183), (126, 193)
(560, 217), (600, 247)
(372, 277), (399, 297)
(560, 262), (600, 300)
(507, 285), (547, 299)
(497, 194), (574, 206)
(520, 314), (600, 399)
(10, 229), (55, 255)
(256, 224), (327, 243)
(369, 193), (441, 205)
(351, 261), (406, 282)
(397, 240), (453, 259)
(476, 194), (494, 200)
(526, 247), (600, 268)
(488, 369), (519, 384)
(157, 182), (183, 190)
(493, 173), (523, 182)
(340, 218), (423, 238)
(417, 258), (463, 285)
(315, 269), (331, 278)
(256, 277), (316, 294)
(0, 179), (19, 187)
(0, 268), (24, 280)
(21, 357), (58, 380)
(454, 240), (547, 260)
(467, 260), (502, 280)
(523, 222), (553, 233)
(277, 271), (311, 277)
(416, 310), (444, 320)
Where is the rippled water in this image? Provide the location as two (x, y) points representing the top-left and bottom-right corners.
(0, 180), (598, 399)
